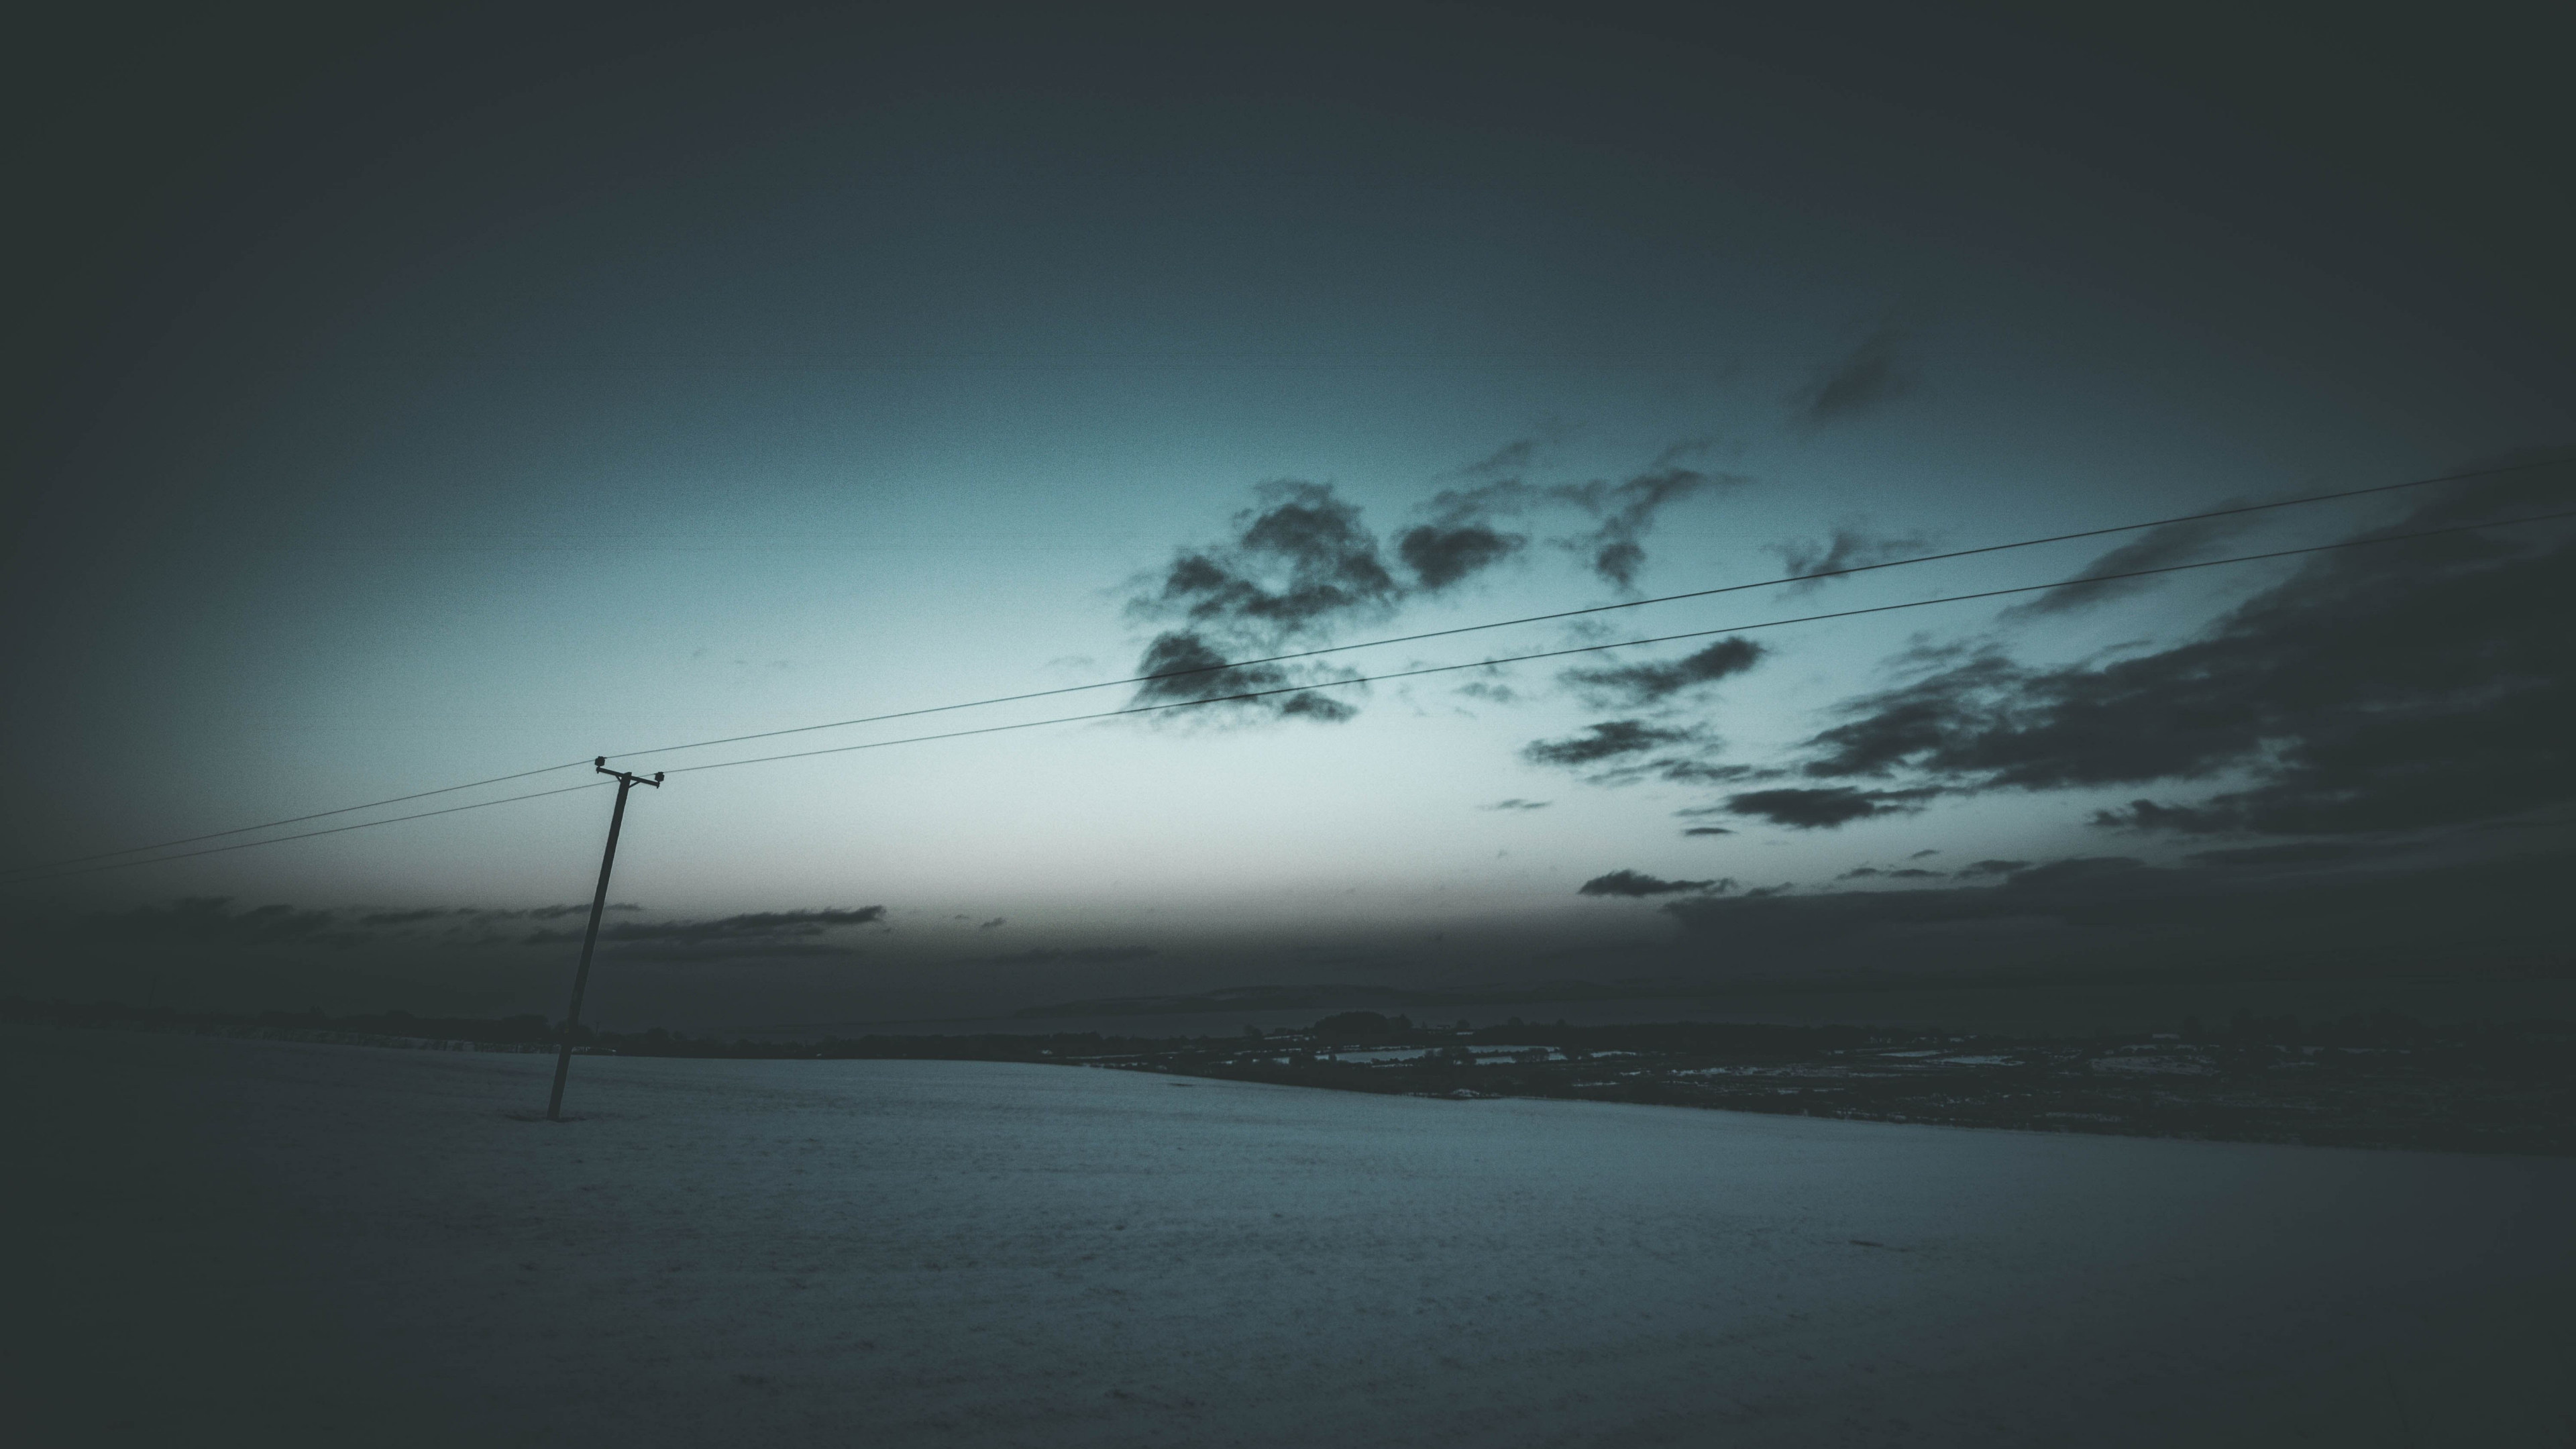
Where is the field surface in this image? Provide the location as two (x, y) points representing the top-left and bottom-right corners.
(13, 1025), (2574, 1447)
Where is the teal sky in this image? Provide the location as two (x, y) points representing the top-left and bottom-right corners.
(9, 5), (2570, 1024)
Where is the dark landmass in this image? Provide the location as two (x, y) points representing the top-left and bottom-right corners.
(9, 996), (2569, 1156)
(1010, 980), (1659, 1018)
(995, 970), (2576, 1044)
(1172, 1010), (2576, 1157)
(1010, 963), (2576, 1023)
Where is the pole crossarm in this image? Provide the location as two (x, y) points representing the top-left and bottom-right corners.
(595, 756), (664, 790)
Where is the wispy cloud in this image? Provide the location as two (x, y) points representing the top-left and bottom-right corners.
(1522, 719), (1698, 767)
(1562, 637), (1764, 705)
(523, 906), (890, 957)
(1998, 513), (2257, 621)
(1792, 327), (1915, 426)
(1766, 525), (1935, 592)
(1784, 468), (2576, 837)
(1578, 870), (1732, 898)
(1549, 454), (1742, 589)
(1724, 787), (1939, 829)
(1522, 719), (1769, 788)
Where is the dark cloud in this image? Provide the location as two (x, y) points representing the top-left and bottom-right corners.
(1887, 867), (1943, 878)
(1956, 859), (2032, 877)
(1275, 691), (1360, 723)
(1120, 481), (1395, 724)
(1908, 849), (1940, 858)
(591, 941), (867, 962)
(1766, 526), (1936, 592)
(1124, 630), (1358, 724)
(1650, 761), (1770, 786)
(425, 903), (640, 922)
(1839, 867), (1882, 879)
(1138, 480), (1401, 636)
(1790, 469), (2576, 837)
(1417, 476), (1545, 520)
(1552, 462), (1741, 588)
(1587, 542), (1640, 592)
(1520, 719), (1756, 787)
(1996, 856), (2164, 894)
(2183, 841), (2390, 868)
(1561, 636), (1764, 705)
(1579, 870), (1729, 898)
(1794, 648), (2022, 780)
(39, 898), (657, 958)
(1521, 719), (1696, 768)
(1130, 629), (1282, 701)
(525, 906), (888, 951)
(712, 908), (888, 930)
(72, 897), (354, 950)
(1481, 798), (1551, 812)
(1660, 847), (2571, 981)
(1793, 328), (1915, 425)
(2088, 798), (2240, 834)
(409, 903), (639, 944)
(977, 916), (1008, 930)
(1409, 454), (1739, 592)
(1462, 437), (1543, 478)
(1725, 786), (1938, 828)
(1680, 826), (1735, 836)
(1120, 470), (1545, 723)
(1999, 513), (2258, 620)
(1122, 447), (1743, 726)
(1397, 522), (1525, 590)
(987, 945), (1159, 965)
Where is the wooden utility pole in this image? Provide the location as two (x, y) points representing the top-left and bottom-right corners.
(547, 757), (661, 1122)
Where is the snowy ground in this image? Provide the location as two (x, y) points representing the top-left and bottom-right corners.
(13, 1025), (2574, 1447)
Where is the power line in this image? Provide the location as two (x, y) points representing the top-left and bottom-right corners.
(655, 508), (2575, 777)
(17, 506), (2565, 881)
(0, 760), (592, 879)
(602, 455), (2569, 767)
(7, 457), (2563, 882)
(2, 781), (612, 885)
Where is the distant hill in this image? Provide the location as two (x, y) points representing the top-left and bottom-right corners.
(1010, 980), (1669, 1018)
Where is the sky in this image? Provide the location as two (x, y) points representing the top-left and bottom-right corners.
(7, 1), (2570, 1028)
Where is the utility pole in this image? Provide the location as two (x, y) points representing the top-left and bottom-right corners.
(547, 757), (662, 1122)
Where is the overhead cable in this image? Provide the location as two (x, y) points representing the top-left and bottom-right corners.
(656, 508), (2575, 776)
(3, 782), (612, 885)
(0, 761), (593, 879)
(7, 458), (2562, 881)
(602, 456), (2569, 766)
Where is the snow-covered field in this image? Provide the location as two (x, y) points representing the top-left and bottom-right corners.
(14, 1025), (2573, 1447)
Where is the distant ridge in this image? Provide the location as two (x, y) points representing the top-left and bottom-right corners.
(1008, 955), (2576, 1022)
(1009, 981), (1667, 1018)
